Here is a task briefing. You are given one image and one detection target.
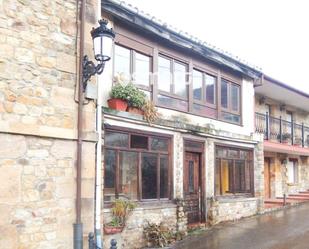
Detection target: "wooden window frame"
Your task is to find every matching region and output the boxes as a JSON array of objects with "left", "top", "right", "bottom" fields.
[
  {"left": 113, "top": 28, "right": 243, "bottom": 126},
  {"left": 104, "top": 128, "right": 173, "bottom": 203},
  {"left": 157, "top": 54, "right": 189, "bottom": 101},
  {"left": 214, "top": 145, "right": 254, "bottom": 197},
  {"left": 192, "top": 68, "right": 217, "bottom": 109},
  {"left": 113, "top": 43, "right": 153, "bottom": 92}
]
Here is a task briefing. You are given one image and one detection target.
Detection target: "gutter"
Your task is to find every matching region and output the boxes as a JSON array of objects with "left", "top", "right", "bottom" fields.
[{"left": 74, "top": 0, "right": 85, "bottom": 248}]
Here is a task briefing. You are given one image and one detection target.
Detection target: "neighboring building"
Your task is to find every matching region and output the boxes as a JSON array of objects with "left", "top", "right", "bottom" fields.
[{"left": 255, "top": 76, "right": 309, "bottom": 200}]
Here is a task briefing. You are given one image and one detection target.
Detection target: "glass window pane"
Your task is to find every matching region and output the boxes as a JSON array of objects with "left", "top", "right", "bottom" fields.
[
  {"left": 231, "top": 84, "right": 240, "bottom": 112},
  {"left": 245, "top": 161, "right": 251, "bottom": 191},
  {"left": 221, "top": 79, "right": 228, "bottom": 109},
  {"left": 119, "top": 151, "right": 138, "bottom": 200},
  {"left": 157, "top": 95, "right": 188, "bottom": 112},
  {"left": 150, "top": 137, "right": 168, "bottom": 151},
  {"left": 158, "top": 56, "right": 171, "bottom": 92},
  {"left": 216, "top": 147, "right": 227, "bottom": 158},
  {"left": 174, "top": 62, "right": 187, "bottom": 98},
  {"left": 160, "top": 155, "right": 168, "bottom": 198},
  {"left": 228, "top": 149, "right": 239, "bottom": 158},
  {"left": 130, "top": 135, "right": 148, "bottom": 149},
  {"left": 221, "top": 112, "right": 241, "bottom": 124},
  {"left": 234, "top": 160, "right": 246, "bottom": 192},
  {"left": 221, "top": 159, "right": 233, "bottom": 195},
  {"left": 134, "top": 52, "right": 150, "bottom": 87},
  {"left": 104, "top": 149, "right": 116, "bottom": 202},
  {"left": 188, "top": 160, "right": 194, "bottom": 193},
  {"left": 193, "top": 104, "right": 217, "bottom": 118},
  {"left": 205, "top": 74, "right": 216, "bottom": 104},
  {"left": 105, "top": 132, "right": 129, "bottom": 148},
  {"left": 142, "top": 153, "right": 158, "bottom": 199},
  {"left": 114, "top": 45, "right": 131, "bottom": 82},
  {"left": 215, "top": 159, "right": 221, "bottom": 195},
  {"left": 193, "top": 70, "right": 203, "bottom": 100},
  {"left": 184, "top": 140, "right": 203, "bottom": 150}
]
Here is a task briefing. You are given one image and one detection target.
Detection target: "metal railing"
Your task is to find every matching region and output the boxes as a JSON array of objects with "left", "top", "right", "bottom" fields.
[{"left": 255, "top": 112, "right": 309, "bottom": 147}]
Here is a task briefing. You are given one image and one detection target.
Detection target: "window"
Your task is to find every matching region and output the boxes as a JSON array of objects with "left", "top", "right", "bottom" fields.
[
  {"left": 192, "top": 69, "right": 217, "bottom": 118},
  {"left": 287, "top": 159, "right": 298, "bottom": 183},
  {"left": 220, "top": 79, "right": 241, "bottom": 124},
  {"left": 104, "top": 130, "right": 171, "bottom": 202},
  {"left": 157, "top": 55, "right": 188, "bottom": 99},
  {"left": 215, "top": 146, "right": 253, "bottom": 196},
  {"left": 114, "top": 44, "right": 151, "bottom": 90}
]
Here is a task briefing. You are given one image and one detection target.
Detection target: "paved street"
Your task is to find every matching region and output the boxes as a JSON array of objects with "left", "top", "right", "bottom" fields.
[{"left": 174, "top": 203, "right": 309, "bottom": 249}]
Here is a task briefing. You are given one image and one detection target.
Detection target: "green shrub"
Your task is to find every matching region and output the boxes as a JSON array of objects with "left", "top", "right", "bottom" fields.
[
  {"left": 109, "top": 83, "right": 146, "bottom": 109},
  {"left": 125, "top": 83, "right": 146, "bottom": 108}
]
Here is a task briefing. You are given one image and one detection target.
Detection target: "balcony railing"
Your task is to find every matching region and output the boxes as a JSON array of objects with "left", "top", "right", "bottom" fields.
[{"left": 255, "top": 112, "right": 309, "bottom": 148}]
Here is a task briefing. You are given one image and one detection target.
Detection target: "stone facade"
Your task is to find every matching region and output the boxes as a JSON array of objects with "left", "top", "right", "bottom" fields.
[
  {"left": 0, "top": 0, "right": 99, "bottom": 248},
  {"left": 102, "top": 113, "right": 265, "bottom": 248},
  {"left": 0, "top": 134, "right": 96, "bottom": 248},
  {"left": 103, "top": 204, "right": 177, "bottom": 249}
]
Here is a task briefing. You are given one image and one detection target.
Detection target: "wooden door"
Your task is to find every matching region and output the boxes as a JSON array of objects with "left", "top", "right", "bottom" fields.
[
  {"left": 184, "top": 152, "right": 201, "bottom": 224},
  {"left": 264, "top": 158, "right": 271, "bottom": 199}
]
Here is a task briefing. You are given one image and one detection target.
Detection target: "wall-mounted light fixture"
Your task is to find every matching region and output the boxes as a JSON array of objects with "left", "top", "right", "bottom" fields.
[{"left": 82, "top": 19, "right": 115, "bottom": 91}]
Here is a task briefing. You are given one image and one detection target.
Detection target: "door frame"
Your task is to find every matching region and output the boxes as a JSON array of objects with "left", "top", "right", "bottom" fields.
[
  {"left": 183, "top": 138, "right": 205, "bottom": 223},
  {"left": 264, "top": 157, "right": 272, "bottom": 199}
]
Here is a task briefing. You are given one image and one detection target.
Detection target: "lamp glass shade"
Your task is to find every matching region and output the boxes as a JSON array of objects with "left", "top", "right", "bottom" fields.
[{"left": 93, "top": 34, "right": 113, "bottom": 62}]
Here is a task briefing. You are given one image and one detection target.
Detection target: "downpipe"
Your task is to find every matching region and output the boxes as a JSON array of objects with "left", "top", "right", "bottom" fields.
[
  {"left": 95, "top": 0, "right": 103, "bottom": 248},
  {"left": 74, "top": 0, "right": 86, "bottom": 248}
]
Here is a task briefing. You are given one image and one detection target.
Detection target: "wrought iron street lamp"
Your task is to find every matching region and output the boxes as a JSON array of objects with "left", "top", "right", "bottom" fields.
[{"left": 82, "top": 19, "right": 115, "bottom": 91}]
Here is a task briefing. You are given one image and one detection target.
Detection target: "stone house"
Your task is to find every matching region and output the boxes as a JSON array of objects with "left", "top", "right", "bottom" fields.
[
  {"left": 0, "top": 0, "right": 308, "bottom": 249},
  {"left": 101, "top": 0, "right": 264, "bottom": 247},
  {"left": 255, "top": 76, "right": 309, "bottom": 200}
]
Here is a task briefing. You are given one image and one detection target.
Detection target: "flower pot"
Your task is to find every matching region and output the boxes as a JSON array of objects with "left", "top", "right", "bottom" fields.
[
  {"left": 104, "top": 225, "right": 124, "bottom": 235},
  {"left": 108, "top": 98, "right": 128, "bottom": 111},
  {"left": 127, "top": 106, "right": 144, "bottom": 115}
]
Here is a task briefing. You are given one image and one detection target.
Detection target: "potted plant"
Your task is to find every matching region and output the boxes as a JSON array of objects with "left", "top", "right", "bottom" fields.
[
  {"left": 281, "top": 133, "right": 291, "bottom": 143},
  {"left": 104, "top": 199, "right": 136, "bottom": 235},
  {"left": 126, "top": 84, "right": 146, "bottom": 115},
  {"left": 108, "top": 83, "right": 128, "bottom": 111}
]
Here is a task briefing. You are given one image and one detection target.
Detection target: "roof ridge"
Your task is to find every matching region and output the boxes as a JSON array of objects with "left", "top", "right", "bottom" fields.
[{"left": 107, "top": 0, "right": 262, "bottom": 71}]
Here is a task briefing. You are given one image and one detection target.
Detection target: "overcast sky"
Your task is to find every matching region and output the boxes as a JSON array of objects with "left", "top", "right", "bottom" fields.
[{"left": 123, "top": 0, "right": 309, "bottom": 93}]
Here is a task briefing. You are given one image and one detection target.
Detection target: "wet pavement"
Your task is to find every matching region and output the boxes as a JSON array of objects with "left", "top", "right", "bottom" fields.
[{"left": 174, "top": 203, "right": 309, "bottom": 249}]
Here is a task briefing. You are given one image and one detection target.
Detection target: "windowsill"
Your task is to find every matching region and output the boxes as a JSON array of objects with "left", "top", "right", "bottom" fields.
[
  {"left": 103, "top": 200, "right": 176, "bottom": 212},
  {"left": 287, "top": 183, "right": 298, "bottom": 186},
  {"left": 215, "top": 195, "right": 256, "bottom": 203}
]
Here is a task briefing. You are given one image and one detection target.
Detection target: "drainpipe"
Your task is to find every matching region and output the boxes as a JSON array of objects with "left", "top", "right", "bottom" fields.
[
  {"left": 95, "top": 0, "right": 103, "bottom": 247},
  {"left": 95, "top": 67, "right": 103, "bottom": 248},
  {"left": 74, "top": 0, "right": 85, "bottom": 248}
]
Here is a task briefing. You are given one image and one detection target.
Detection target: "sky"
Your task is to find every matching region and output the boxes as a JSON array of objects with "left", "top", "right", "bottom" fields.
[{"left": 123, "top": 0, "right": 309, "bottom": 94}]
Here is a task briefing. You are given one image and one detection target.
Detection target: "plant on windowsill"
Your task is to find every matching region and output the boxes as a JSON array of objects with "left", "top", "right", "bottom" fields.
[
  {"left": 125, "top": 83, "right": 146, "bottom": 115},
  {"left": 108, "top": 83, "right": 129, "bottom": 111},
  {"left": 143, "top": 100, "right": 160, "bottom": 124},
  {"left": 104, "top": 199, "right": 137, "bottom": 235}
]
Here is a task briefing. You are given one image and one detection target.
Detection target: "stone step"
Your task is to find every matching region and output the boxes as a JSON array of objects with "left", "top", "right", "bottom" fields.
[
  {"left": 289, "top": 194, "right": 309, "bottom": 198},
  {"left": 276, "top": 197, "right": 307, "bottom": 202}
]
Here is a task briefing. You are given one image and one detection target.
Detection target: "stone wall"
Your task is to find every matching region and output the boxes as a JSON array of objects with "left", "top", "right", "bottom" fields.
[
  {"left": 210, "top": 198, "right": 258, "bottom": 224},
  {"left": 103, "top": 204, "right": 177, "bottom": 249},
  {"left": 0, "top": 0, "right": 100, "bottom": 248},
  {"left": 0, "top": 134, "right": 95, "bottom": 248}
]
